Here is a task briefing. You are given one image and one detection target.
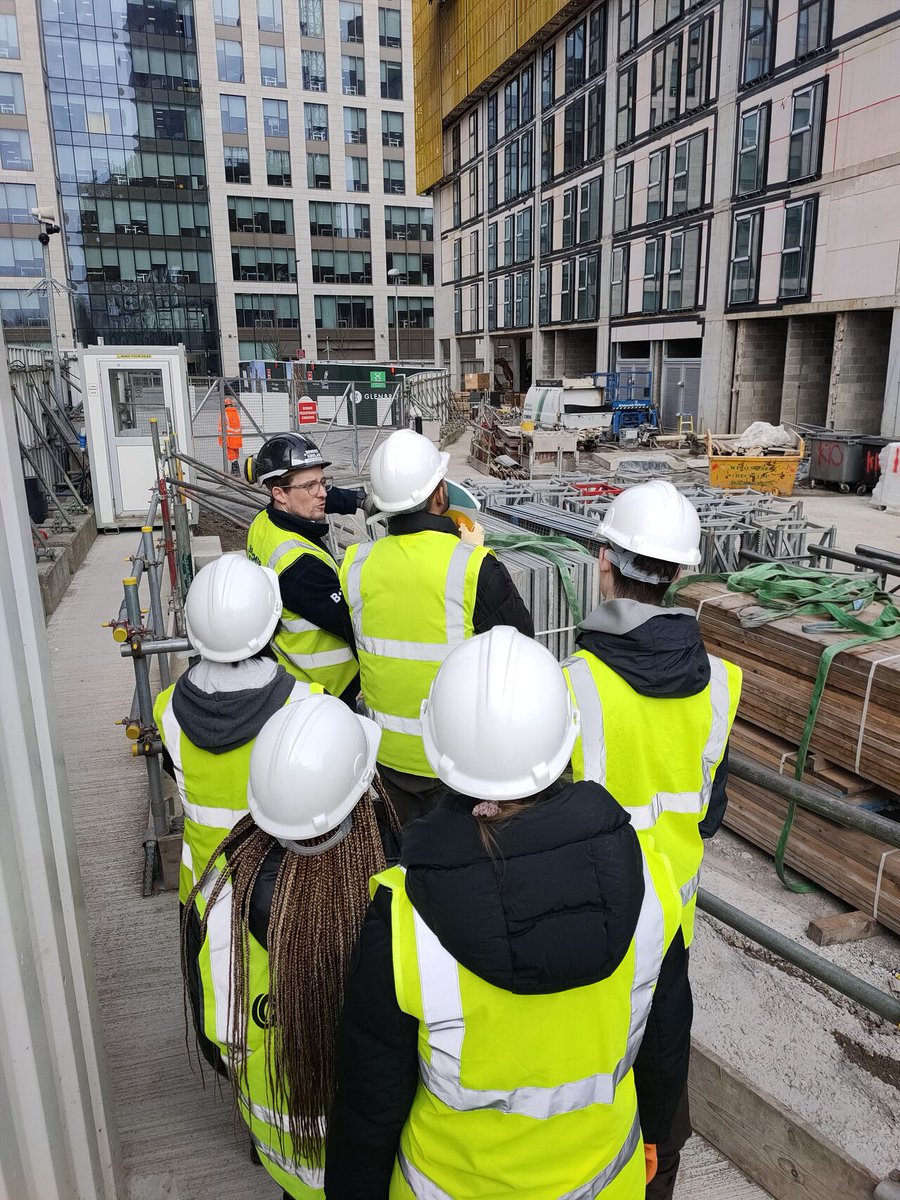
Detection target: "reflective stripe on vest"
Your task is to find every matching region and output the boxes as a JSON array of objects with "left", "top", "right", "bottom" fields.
[
  {"left": 398, "top": 1111, "right": 642, "bottom": 1200},
  {"left": 408, "top": 854, "right": 665, "bottom": 1117},
  {"left": 341, "top": 534, "right": 486, "bottom": 774},
  {"left": 250, "top": 1134, "right": 324, "bottom": 1189}
]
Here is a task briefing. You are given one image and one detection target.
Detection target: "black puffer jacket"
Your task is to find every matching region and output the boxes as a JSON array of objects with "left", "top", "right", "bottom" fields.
[{"left": 324, "top": 781, "right": 691, "bottom": 1199}]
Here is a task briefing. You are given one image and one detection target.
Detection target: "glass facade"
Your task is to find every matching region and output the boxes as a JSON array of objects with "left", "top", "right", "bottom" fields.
[{"left": 41, "top": 0, "right": 220, "bottom": 369}]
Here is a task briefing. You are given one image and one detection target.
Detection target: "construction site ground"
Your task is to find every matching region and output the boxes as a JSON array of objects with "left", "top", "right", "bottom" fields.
[{"left": 50, "top": 437, "right": 900, "bottom": 1199}]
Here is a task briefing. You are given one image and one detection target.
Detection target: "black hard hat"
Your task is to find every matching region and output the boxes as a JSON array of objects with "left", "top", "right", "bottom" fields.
[{"left": 247, "top": 434, "right": 330, "bottom": 485}]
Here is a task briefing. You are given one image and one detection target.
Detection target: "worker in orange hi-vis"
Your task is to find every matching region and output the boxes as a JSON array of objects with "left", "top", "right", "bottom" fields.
[{"left": 218, "top": 397, "right": 243, "bottom": 474}]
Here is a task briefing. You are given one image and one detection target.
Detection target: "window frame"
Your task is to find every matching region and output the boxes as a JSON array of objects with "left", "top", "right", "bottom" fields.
[
  {"left": 642, "top": 235, "right": 664, "bottom": 313},
  {"left": 613, "top": 162, "right": 632, "bottom": 234},
  {"left": 616, "top": 65, "right": 636, "bottom": 146},
  {"left": 779, "top": 196, "right": 816, "bottom": 299},
  {"left": 667, "top": 224, "right": 701, "bottom": 310},
  {"left": 735, "top": 102, "right": 769, "bottom": 196},
  {"left": 647, "top": 147, "right": 669, "bottom": 222},
  {"left": 729, "top": 208, "right": 762, "bottom": 304},
  {"left": 742, "top": 0, "right": 777, "bottom": 87},
  {"left": 796, "top": 0, "right": 830, "bottom": 58},
  {"left": 671, "top": 130, "right": 706, "bottom": 215},
  {"left": 610, "top": 244, "right": 629, "bottom": 318},
  {"left": 787, "top": 79, "right": 825, "bottom": 182}
]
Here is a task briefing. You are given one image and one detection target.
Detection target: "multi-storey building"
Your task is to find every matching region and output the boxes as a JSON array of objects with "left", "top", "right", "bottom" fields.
[
  {"left": 0, "top": 0, "right": 434, "bottom": 374},
  {"left": 416, "top": 0, "right": 900, "bottom": 437}
]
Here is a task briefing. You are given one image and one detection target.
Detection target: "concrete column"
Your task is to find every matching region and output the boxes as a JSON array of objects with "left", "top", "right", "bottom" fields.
[
  {"left": 827, "top": 310, "right": 892, "bottom": 434},
  {"left": 0, "top": 354, "right": 123, "bottom": 1198},
  {"left": 882, "top": 308, "right": 900, "bottom": 438}
]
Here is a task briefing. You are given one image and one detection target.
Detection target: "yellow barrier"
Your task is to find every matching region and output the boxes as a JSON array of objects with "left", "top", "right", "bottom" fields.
[{"left": 707, "top": 437, "right": 805, "bottom": 497}]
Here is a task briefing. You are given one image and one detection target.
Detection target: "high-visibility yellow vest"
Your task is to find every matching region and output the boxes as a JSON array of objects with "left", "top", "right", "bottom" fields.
[
  {"left": 340, "top": 531, "right": 491, "bottom": 775},
  {"left": 563, "top": 651, "right": 742, "bottom": 945},
  {"left": 191, "top": 857, "right": 325, "bottom": 1199},
  {"left": 247, "top": 508, "right": 359, "bottom": 698},
  {"left": 154, "top": 679, "right": 319, "bottom": 902},
  {"left": 373, "top": 844, "right": 682, "bottom": 1200}
]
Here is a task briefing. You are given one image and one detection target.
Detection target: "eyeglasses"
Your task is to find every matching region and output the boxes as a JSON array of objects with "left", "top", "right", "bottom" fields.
[{"left": 281, "top": 475, "right": 333, "bottom": 495}]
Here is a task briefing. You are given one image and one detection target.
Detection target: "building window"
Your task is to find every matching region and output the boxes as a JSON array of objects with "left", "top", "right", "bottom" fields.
[
  {"left": 301, "top": 49, "right": 325, "bottom": 91},
  {"left": 503, "top": 140, "right": 519, "bottom": 201},
  {"left": 314, "top": 295, "right": 374, "bottom": 328},
  {"left": 736, "top": 103, "right": 768, "bottom": 194},
  {"left": 685, "top": 16, "right": 714, "bottom": 111},
  {"left": 586, "top": 86, "right": 604, "bottom": 162},
  {"left": 452, "top": 179, "right": 461, "bottom": 226},
  {"left": 541, "top": 117, "right": 555, "bottom": 183},
  {"left": 576, "top": 253, "right": 599, "bottom": 320},
  {"left": 346, "top": 155, "right": 368, "bottom": 192},
  {"left": 452, "top": 238, "right": 462, "bottom": 282},
  {"left": 311, "top": 250, "right": 372, "bottom": 284},
  {"left": 521, "top": 65, "right": 534, "bottom": 122},
  {"left": 616, "top": 66, "right": 635, "bottom": 145},
  {"left": 266, "top": 149, "right": 291, "bottom": 186},
  {"left": 488, "top": 222, "right": 498, "bottom": 271},
  {"left": 232, "top": 245, "right": 297, "bottom": 283},
  {"left": 504, "top": 77, "right": 520, "bottom": 134},
  {"left": 579, "top": 176, "right": 601, "bottom": 243},
  {"left": 588, "top": 5, "right": 606, "bottom": 77},
  {"left": 667, "top": 226, "right": 701, "bottom": 310},
  {"left": 379, "top": 7, "right": 402, "bottom": 48},
  {"left": 539, "top": 265, "right": 551, "bottom": 324},
  {"left": 0, "top": 183, "right": 36, "bottom": 223},
  {"left": 642, "top": 237, "right": 664, "bottom": 312},
  {"left": 340, "top": 1, "right": 363, "bottom": 43},
  {"left": 487, "top": 279, "right": 497, "bottom": 331},
  {"left": 0, "top": 237, "right": 44, "bottom": 277},
  {"left": 0, "top": 13, "right": 19, "bottom": 57},
  {"left": 0, "top": 72, "right": 24, "bottom": 114},
  {"left": 654, "top": 0, "right": 682, "bottom": 30},
  {"left": 312, "top": 201, "right": 371, "bottom": 238},
  {"left": 263, "top": 99, "right": 288, "bottom": 137},
  {"left": 236, "top": 293, "right": 299, "bottom": 330},
  {"left": 503, "top": 275, "right": 514, "bottom": 327},
  {"left": 261, "top": 44, "right": 286, "bottom": 87},
  {"left": 503, "top": 215, "right": 514, "bottom": 266},
  {"left": 487, "top": 93, "right": 498, "bottom": 147},
  {"left": 647, "top": 148, "right": 668, "bottom": 222},
  {"left": 307, "top": 151, "right": 330, "bottom": 188},
  {"left": 519, "top": 130, "right": 533, "bottom": 193},
  {"left": 743, "top": 0, "right": 775, "bottom": 85},
  {"left": 380, "top": 59, "right": 402, "bottom": 100},
  {"left": 305, "top": 102, "right": 329, "bottom": 141},
  {"left": 650, "top": 37, "right": 680, "bottom": 130},
  {"left": 257, "top": 0, "right": 282, "bottom": 32},
  {"left": 541, "top": 46, "right": 555, "bottom": 109},
  {"left": 514, "top": 270, "right": 531, "bottom": 327},
  {"left": 536, "top": 199, "right": 551, "bottom": 257},
  {"left": 515, "top": 207, "right": 533, "bottom": 263},
  {"left": 343, "top": 106, "right": 366, "bottom": 144},
  {"left": 561, "top": 187, "right": 577, "bottom": 249},
  {"left": 613, "top": 163, "right": 632, "bottom": 233},
  {"left": 382, "top": 111, "right": 404, "bottom": 147},
  {"left": 228, "top": 196, "right": 293, "bottom": 234},
  {"left": 224, "top": 144, "right": 250, "bottom": 183},
  {"left": 565, "top": 20, "right": 586, "bottom": 93},
  {"left": 214, "top": 0, "right": 239, "bottom": 25},
  {"left": 487, "top": 155, "right": 498, "bottom": 209},
  {"left": 383, "top": 205, "right": 429, "bottom": 241},
  {"left": 729, "top": 209, "right": 762, "bottom": 303},
  {"left": 797, "top": 0, "right": 830, "bottom": 57},
  {"left": 216, "top": 38, "right": 243, "bottom": 83},
  {"left": 387, "top": 252, "right": 432, "bottom": 286},
  {"left": 788, "top": 80, "right": 824, "bottom": 181},
  {"left": 343, "top": 55, "right": 365, "bottom": 96},
  {"left": 299, "top": 0, "right": 323, "bottom": 37},
  {"left": 618, "top": 0, "right": 637, "bottom": 55},
  {"left": 469, "top": 166, "right": 481, "bottom": 218},
  {"left": 220, "top": 94, "right": 247, "bottom": 134},
  {"left": 0, "top": 288, "right": 47, "bottom": 334},
  {"left": 563, "top": 97, "right": 585, "bottom": 173},
  {"left": 560, "top": 260, "right": 574, "bottom": 322},
  {"left": 384, "top": 159, "right": 405, "bottom": 194},
  {"left": 454, "top": 288, "right": 463, "bottom": 335},
  {"left": 780, "top": 197, "right": 816, "bottom": 298},
  {"left": 672, "top": 131, "right": 705, "bottom": 214},
  {"left": 451, "top": 124, "right": 461, "bottom": 171},
  {"left": 610, "top": 245, "right": 628, "bottom": 317},
  {"left": 469, "top": 110, "right": 480, "bottom": 157},
  {"left": 388, "top": 296, "right": 434, "bottom": 328}
]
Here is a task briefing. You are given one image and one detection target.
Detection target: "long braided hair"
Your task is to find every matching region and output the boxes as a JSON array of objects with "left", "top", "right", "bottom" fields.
[{"left": 181, "top": 776, "right": 396, "bottom": 1165}]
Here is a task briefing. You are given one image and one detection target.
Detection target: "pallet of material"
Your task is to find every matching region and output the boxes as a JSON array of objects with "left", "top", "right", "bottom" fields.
[
  {"left": 724, "top": 775, "right": 900, "bottom": 936},
  {"left": 678, "top": 581, "right": 900, "bottom": 794},
  {"left": 729, "top": 720, "right": 880, "bottom": 801}
]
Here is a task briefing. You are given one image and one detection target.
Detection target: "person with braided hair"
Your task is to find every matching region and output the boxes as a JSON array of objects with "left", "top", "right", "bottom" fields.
[{"left": 181, "top": 693, "right": 398, "bottom": 1199}]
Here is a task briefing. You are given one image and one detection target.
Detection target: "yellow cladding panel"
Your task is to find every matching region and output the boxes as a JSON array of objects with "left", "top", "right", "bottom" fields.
[{"left": 413, "top": 0, "right": 571, "bottom": 193}]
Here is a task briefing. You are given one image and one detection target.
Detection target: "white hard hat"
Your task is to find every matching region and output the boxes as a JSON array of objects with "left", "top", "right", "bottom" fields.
[
  {"left": 598, "top": 479, "right": 702, "bottom": 567},
  {"left": 420, "top": 627, "right": 580, "bottom": 803},
  {"left": 184, "top": 554, "right": 282, "bottom": 662},
  {"left": 247, "top": 694, "right": 380, "bottom": 844},
  {"left": 369, "top": 428, "right": 450, "bottom": 514}
]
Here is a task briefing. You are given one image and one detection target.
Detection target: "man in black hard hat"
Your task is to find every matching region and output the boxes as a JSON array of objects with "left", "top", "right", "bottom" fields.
[{"left": 246, "top": 433, "right": 366, "bottom": 706}]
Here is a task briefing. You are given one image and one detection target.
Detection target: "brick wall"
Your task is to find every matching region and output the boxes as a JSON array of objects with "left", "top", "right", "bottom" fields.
[
  {"left": 828, "top": 311, "right": 893, "bottom": 433},
  {"left": 732, "top": 318, "right": 788, "bottom": 429},
  {"left": 780, "top": 315, "right": 835, "bottom": 427}
]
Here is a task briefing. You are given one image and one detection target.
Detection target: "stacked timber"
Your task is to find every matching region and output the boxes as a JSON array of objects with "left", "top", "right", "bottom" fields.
[{"left": 679, "top": 580, "right": 900, "bottom": 934}]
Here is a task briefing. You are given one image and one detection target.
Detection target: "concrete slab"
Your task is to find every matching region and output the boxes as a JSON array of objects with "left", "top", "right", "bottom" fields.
[
  {"left": 44, "top": 507, "right": 97, "bottom": 577},
  {"left": 191, "top": 534, "right": 223, "bottom": 571}
]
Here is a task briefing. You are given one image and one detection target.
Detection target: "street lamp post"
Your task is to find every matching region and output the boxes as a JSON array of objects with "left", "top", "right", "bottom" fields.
[
  {"left": 387, "top": 267, "right": 402, "bottom": 364},
  {"left": 31, "top": 207, "right": 64, "bottom": 415}
]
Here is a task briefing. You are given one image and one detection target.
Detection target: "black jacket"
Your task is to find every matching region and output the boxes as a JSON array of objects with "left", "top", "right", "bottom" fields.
[
  {"left": 385, "top": 510, "right": 534, "bottom": 637},
  {"left": 575, "top": 598, "right": 731, "bottom": 838},
  {"left": 324, "top": 782, "right": 691, "bottom": 1198},
  {"left": 265, "top": 486, "right": 362, "bottom": 704}
]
